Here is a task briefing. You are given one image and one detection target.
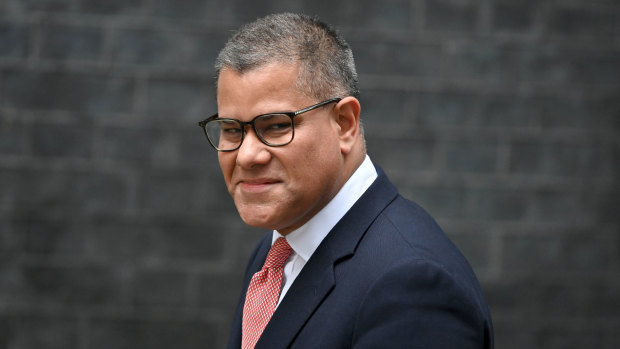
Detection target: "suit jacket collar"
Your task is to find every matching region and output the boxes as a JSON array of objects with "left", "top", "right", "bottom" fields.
[{"left": 255, "top": 167, "right": 398, "bottom": 348}]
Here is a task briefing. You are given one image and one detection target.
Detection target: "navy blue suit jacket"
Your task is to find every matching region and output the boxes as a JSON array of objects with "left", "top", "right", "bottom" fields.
[{"left": 227, "top": 168, "right": 494, "bottom": 348}]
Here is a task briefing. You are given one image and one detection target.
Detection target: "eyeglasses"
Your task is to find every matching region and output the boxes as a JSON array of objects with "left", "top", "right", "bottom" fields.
[{"left": 198, "top": 98, "right": 341, "bottom": 152}]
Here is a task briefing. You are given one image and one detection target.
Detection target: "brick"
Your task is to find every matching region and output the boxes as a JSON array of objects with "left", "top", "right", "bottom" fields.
[
  {"left": 5, "top": 0, "right": 76, "bottom": 13},
  {"left": 139, "top": 172, "right": 203, "bottom": 213},
  {"left": 78, "top": 0, "right": 143, "bottom": 15},
  {"left": 0, "top": 120, "right": 27, "bottom": 155},
  {"left": 151, "top": 128, "right": 222, "bottom": 171},
  {"left": 407, "top": 185, "right": 469, "bottom": 220},
  {"left": 0, "top": 170, "right": 18, "bottom": 208},
  {"left": 40, "top": 24, "right": 103, "bottom": 61},
  {"left": 87, "top": 317, "right": 217, "bottom": 349},
  {"left": 31, "top": 122, "right": 92, "bottom": 158},
  {"left": 536, "top": 279, "right": 585, "bottom": 317},
  {"left": 480, "top": 95, "right": 535, "bottom": 127},
  {"left": 298, "top": 0, "right": 346, "bottom": 25},
  {"left": 351, "top": 42, "right": 443, "bottom": 77},
  {"left": 492, "top": 318, "right": 534, "bottom": 349},
  {"left": 612, "top": 143, "right": 620, "bottom": 177},
  {"left": 534, "top": 324, "right": 616, "bottom": 349},
  {"left": 424, "top": 0, "right": 478, "bottom": 32},
  {"left": 194, "top": 174, "right": 236, "bottom": 212},
  {"left": 70, "top": 172, "right": 129, "bottom": 211},
  {"left": 155, "top": 220, "right": 227, "bottom": 261},
  {"left": 151, "top": 0, "right": 209, "bottom": 20},
  {"left": 549, "top": 5, "right": 616, "bottom": 37},
  {"left": 492, "top": 0, "right": 537, "bottom": 33},
  {"left": 0, "top": 219, "right": 13, "bottom": 252},
  {"left": 0, "top": 22, "right": 28, "bottom": 58},
  {"left": 569, "top": 51, "right": 620, "bottom": 85},
  {"left": 367, "top": 137, "right": 436, "bottom": 172},
  {"left": 0, "top": 315, "right": 79, "bottom": 349},
  {"left": 100, "top": 126, "right": 156, "bottom": 162},
  {"left": 178, "top": 127, "right": 221, "bottom": 167},
  {"left": 133, "top": 270, "right": 189, "bottom": 308},
  {"left": 11, "top": 169, "right": 128, "bottom": 211},
  {"left": 586, "top": 94, "right": 620, "bottom": 130},
  {"left": 482, "top": 276, "right": 538, "bottom": 318},
  {"left": 503, "top": 231, "right": 614, "bottom": 272},
  {"left": 444, "top": 140, "right": 498, "bottom": 173},
  {"left": 536, "top": 96, "right": 589, "bottom": 129},
  {"left": 449, "top": 233, "right": 491, "bottom": 272},
  {"left": 346, "top": 0, "right": 413, "bottom": 31},
  {"left": 92, "top": 218, "right": 226, "bottom": 263},
  {"left": 481, "top": 94, "right": 595, "bottom": 129},
  {"left": 111, "top": 28, "right": 227, "bottom": 69},
  {"left": 360, "top": 89, "right": 411, "bottom": 127},
  {"left": 508, "top": 141, "right": 540, "bottom": 174},
  {"left": 361, "top": 89, "right": 416, "bottom": 134},
  {"left": 529, "top": 189, "right": 591, "bottom": 223},
  {"left": 510, "top": 140, "right": 610, "bottom": 178},
  {"left": 581, "top": 279, "right": 620, "bottom": 318},
  {"left": 540, "top": 278, "right": 620, "bottom": 319},
  {"left": 518, "top": 48, "right": 620, "bottom": 85},
  {"left": 146, "top": 77, "right": 214, "bottom": 122},
  {"left": 201, "top": 0, "right": 301, "bottom": 23},
  {"left": 417, "top": 92, "right": 478, "bottom": 127},
  {"left": 471, "top": 189, "right": 528, "bottom": 221},
  {"left": 3, "top": 70, "right": 135, "bottom": 113},
  {"left": 199, "top": 271, "right": 244, "bottom": 309},
  {"left": 11, "top": 216, "right": 87, "bottom": 255},
  {"left": 442, "top": 44, "right": 517, "bottom": 82},
  {"left": 11, "top": 169, "right": 71, "bottom": 208},
  {"left": 593, "top": 189, "right": 620, "bottom": 224},
  {"left": 515, "top": 48, "right": 568, "bottom": 84},
  {"left": 2, "top": 263, "right": 126, "bottom": 306},
  {"left": 149, "top": 130, "right": 183, "bottom": 166},
  {"left": 90, "top": 220, "right": 160, "bottom": 262}
]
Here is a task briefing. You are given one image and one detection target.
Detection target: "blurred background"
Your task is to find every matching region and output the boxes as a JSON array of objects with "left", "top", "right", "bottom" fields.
[{"left": 0, "top": 0, "right": 618, "bottom": 348}]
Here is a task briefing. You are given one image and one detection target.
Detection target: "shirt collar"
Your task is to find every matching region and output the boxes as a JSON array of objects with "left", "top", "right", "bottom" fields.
[{"left": 272, "top": 155, "right": 378, "bottom": 261}]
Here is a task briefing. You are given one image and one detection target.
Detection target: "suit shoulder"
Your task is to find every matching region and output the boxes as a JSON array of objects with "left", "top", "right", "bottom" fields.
[{"left": 362, "top": 194, "right": 483, "bottom": 298}]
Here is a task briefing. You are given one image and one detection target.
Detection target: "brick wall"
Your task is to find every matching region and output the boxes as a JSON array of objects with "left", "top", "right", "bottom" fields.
[{"left": 1, "top": 0, "right": 618, "bottom": 348}]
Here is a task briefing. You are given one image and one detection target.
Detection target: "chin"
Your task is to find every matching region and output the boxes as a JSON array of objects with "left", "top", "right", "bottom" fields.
[{"left": 237, "top": 208, "right": 277, "bottom": 230}]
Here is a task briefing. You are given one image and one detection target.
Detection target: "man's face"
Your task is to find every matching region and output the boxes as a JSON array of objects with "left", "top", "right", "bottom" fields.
[{"left": 216, "top": 63, "right": 346, "bottom": 235}]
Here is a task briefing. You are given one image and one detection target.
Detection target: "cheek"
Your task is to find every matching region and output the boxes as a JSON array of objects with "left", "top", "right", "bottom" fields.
[{"left": 292, "top": 135, "right": 341, "bottom": 185}]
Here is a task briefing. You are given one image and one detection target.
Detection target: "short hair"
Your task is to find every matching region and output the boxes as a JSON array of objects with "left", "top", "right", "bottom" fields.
[{"left": 215, "top": 13, "right": 359, "bottom": 100}]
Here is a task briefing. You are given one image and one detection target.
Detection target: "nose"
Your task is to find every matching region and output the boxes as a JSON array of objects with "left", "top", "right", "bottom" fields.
[{"left": 235, "top": 127, "right": 272, "bottom": 169}]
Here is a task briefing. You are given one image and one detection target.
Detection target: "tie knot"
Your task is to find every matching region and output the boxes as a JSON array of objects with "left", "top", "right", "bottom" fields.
[{"left": 263, "top": 238, "right": 292, "bottom": 269}]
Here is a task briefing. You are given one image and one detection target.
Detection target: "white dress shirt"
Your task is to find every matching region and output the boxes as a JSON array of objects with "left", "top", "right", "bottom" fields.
[{"left": 272, "top": 155, "right": 378, "bottom": 306}]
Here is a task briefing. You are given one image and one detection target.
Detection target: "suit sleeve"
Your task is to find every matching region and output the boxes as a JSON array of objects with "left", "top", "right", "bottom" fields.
[{"left": 352, "top": 257, "right": 489, "bottom": 349}]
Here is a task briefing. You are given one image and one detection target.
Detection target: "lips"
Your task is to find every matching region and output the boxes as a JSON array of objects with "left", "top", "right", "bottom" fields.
[{"left": 238, "top": 178, "right": 280, "bottom": 193}]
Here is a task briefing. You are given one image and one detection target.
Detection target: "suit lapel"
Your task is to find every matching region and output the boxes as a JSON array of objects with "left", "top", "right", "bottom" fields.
[{"left": 256, "top": 168, "right": 398, "bottom": 348}]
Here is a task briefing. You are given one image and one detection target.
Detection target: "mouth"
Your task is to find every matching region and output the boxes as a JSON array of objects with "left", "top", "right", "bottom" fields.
[{"left": 238, "top": 178, "right": 280, "bottom": 193}]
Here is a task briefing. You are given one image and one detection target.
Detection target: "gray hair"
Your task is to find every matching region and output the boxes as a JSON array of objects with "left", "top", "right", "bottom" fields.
[{"left": 215, "top": 13, "right": 359, "bottom": 100}]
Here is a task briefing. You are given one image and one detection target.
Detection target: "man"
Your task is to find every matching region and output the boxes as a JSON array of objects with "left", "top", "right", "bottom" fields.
[{"left": 199, "top": 13, "right": 493, "bottom": 349}]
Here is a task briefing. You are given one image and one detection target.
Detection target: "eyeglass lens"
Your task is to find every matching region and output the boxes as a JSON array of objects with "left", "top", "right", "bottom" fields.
[{"left": 205, "top": 114, "right": 293, "bottom": 150}]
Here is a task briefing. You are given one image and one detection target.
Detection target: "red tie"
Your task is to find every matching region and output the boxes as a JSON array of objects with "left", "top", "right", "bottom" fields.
[{"left": 242, "top": 238, "right": 293, "bottom": 349}]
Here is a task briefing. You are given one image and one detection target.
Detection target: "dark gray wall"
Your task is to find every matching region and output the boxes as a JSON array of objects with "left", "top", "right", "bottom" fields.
[{"left": 1, "top": 0, "right": 619, "bottom": 348}]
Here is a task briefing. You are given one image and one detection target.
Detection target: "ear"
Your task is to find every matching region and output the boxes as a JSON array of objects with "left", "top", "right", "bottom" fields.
[{"left": 333, "top": 97, "right": 361, "bottom": 154}]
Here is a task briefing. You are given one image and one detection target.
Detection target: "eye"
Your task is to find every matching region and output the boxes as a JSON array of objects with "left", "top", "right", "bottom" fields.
[
  {"left": 265, "top": 122, "right": 292, "bottom": 131},
  {"left": 217, "top": 120, "right": 243, "bottom": 140},
  {"left": 257, "top": 114, "right": 292, "bottom": 135},
  {"left": 221, "top": 121, "right": 242, "bottom": 133}
]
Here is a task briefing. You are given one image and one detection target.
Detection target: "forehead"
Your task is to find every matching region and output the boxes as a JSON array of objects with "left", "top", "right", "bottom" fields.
[
  {"left": 216, "top": 63, "right": 312, "bottom": 118},
  {"left": 217, "top": 63, "right": 301, "bottom": 101}
]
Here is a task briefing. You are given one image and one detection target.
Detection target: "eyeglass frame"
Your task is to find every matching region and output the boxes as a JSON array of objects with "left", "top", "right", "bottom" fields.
[{"left": 198, "top": 97, "right": 342, "bottom": 152}]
